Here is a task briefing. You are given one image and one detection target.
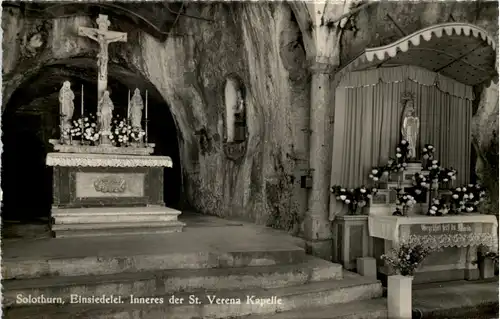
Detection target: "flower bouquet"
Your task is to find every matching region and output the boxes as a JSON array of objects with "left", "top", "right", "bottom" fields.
[
  {"left": 381, "top": 242, "right": 433, "bottom": 276},
  {"left": 368, "top": 166, "right": 390, "bottom": 187},
  {"left": 69, "top": 119, "right": 83, "bottom": 144},
  {"left": 330, "top": 185, "right": 378, "bottom": 215},
  {"left": 77, "top": 114, "right": 100, "bottom": 145},
  {"left": 129, "top": 127, "right": 146, "bottom": 147},
  {"left": 110, "top": 118, "right": 132, "bottom": 147},
  {"left": 394, "top": 190, "right": 417, "bottom": 216},
  {"left": 412, "top": 173, "right": 430, "bottom": 199},
  {"left": 450, "top": 184, "right": 486, "bottom": 213},
  {"left": 421, "top": 144, "right": 435, "bottom": 169},
  {"left": 427, "top": 196, "right": 450, "bottom": 216},
  {"left": 61, "top": 126, "right": 72, "bottom": 144},
  {"left": 427, "top": 160, "right": 441, "bottom": 188},
  {"left": 438, "top": 167, "right": 457, "bottom": 189}
]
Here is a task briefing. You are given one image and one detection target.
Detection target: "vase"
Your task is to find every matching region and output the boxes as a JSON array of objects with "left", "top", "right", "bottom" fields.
[
  {"left": 387, "top": 275, "right": 413, "bottom": 319},
  {"left": 479, "top": 256, "right": 495, "bottom": 279},
  {"left": 402, "top": 206, "right": 409, "bottom": 216}
]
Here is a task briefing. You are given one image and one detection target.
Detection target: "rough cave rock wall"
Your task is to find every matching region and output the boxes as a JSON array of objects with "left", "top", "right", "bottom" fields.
[
  {"left": 1, "top": 3, "right": 310, "bottom": 228},
  {"left": 2, "top": 2, "right": 498, "bottom": 226}
]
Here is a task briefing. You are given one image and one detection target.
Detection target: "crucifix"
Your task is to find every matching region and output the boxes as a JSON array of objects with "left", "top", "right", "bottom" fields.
[{"left": 78, "top": 15, "right": 127, "bottom": 101}]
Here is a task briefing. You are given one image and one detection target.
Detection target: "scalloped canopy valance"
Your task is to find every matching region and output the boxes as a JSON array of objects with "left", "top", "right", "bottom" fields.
[{"left": 336, "top": 23, "right": 498, "bottom": 88}]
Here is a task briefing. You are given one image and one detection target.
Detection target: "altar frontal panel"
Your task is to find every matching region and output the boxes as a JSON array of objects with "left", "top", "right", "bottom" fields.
[
  {"left": 52, "top": 166, "right": 164, "bottom": 208},
  {"left": 75, "top": 172, "right": 145, "bottom": 198}
]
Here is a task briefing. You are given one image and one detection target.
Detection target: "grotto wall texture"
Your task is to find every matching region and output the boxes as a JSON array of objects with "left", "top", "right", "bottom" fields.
[
  {"left": 2, "top": 1, "right": 498, "bottom": 236},
  {"left": 1, "top": 3, "right": 310, "bottom": 232}
]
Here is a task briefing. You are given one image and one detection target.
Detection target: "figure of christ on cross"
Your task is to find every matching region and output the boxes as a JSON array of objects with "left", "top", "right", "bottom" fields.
[{"left": 78, "top": 15, "right": 127, "bottom": 102}]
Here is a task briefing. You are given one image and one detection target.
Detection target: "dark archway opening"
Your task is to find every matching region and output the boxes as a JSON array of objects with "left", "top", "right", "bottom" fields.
[{"left": 1, "top": 58, "right": 182, "bottom": 225}]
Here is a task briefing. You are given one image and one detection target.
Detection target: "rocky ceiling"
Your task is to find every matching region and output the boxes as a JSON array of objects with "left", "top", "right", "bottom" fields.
[{"left": 2, "top": 1, "right": 190, "bottom": 41}]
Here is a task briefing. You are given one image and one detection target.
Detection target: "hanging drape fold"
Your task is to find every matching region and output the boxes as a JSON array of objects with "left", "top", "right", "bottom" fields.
[
  {"left": 329, "top": 65, "right": 472, "bottom": 220},
  {"left": 337, "top": 65, "right": 474, "bottom": 101}
]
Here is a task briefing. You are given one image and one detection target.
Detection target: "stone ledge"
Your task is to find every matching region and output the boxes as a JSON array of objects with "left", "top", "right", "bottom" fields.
[
  {"left": 49, "top": 139, "right": 156, "bottom": 156},
  {"left": 46, "top": 152, "right": 173, "bottom": 167}
]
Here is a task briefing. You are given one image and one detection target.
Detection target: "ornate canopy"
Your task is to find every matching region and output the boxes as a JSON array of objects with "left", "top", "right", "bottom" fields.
[{"left": 336, "top": 23, "right": 498, "bottom": 87}]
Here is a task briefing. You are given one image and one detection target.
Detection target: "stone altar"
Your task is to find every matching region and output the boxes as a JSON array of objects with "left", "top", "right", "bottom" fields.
[
  {"left": 46, "top": 152, "right": 185, "bottom": 238},
  {"left": 46, "top": 14, "right": 184, "bottom": 238}
]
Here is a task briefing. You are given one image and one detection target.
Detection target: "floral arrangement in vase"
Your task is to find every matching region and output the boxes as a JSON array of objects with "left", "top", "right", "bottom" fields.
[
  {"left": 474, "top": 245, "right": 499, "bottom": 265},
  {"left": 68, "top": 118, "right": 83, "bottom": 142},
  {"left": 427, "top": 159, "right": 441, "bottom": 184},
  {"left": 110, "top": 117, "right": 132, "bottom": 147},
  {"left": 427, "top": 197, "right": 450, "bottom": 216},
  {"left": 61, "top": 126, "right": 72, "bottom": 143},
  {"left": 421, "top": 144, "right": 435, "bottom": 169},
  {"left": 78, "top": 114, "right": 100, "bottom": 145},
  {"left": 381, "top": 242, "right": 433, "bottom": 276},
  {"left": 393, "top": 190, "right": 417, "bottom": 216},
  {"left": 129, "top": 127, "right": 146, "bottom": 146},
  {"left": 450, "top": 184, "right": 486, "bottom": 213},
  {"left": 330, "top": 186, "right": 378, "bottom": 215},
  {"left": 412, "top": 173, "right": 430, "bottom": 195}
]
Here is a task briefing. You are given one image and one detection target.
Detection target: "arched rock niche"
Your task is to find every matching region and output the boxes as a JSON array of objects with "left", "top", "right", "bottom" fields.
[{"left": 223, "top": 74, "right": 248, "bottom": 161}]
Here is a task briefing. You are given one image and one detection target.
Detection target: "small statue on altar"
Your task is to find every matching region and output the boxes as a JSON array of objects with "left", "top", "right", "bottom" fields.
[
  {"left": 97, "top": 90, "right": 114, "bottom": 133},
  {"left": 129, "top": 88, "right": 144, "bottom": 129},
  {"left": 401, "top": 93, "right": 420, "bottom": 160},
  {"left": 59, "top": 81, "right": 75, "bottom": 132}
]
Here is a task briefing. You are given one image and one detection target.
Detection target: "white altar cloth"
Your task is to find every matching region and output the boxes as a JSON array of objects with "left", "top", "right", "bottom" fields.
[{"left": 368, "top": 214, "right": 498, "bottom": 250}]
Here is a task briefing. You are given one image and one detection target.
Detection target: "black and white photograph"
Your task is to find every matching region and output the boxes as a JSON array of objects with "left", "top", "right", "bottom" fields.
[{"left": 1, "top": 1, "right": 499, "bottom": 318}]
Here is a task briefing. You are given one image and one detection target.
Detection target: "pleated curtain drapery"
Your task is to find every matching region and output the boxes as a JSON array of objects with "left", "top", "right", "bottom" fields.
[{"left": 329, "top": 65, "right": 473, "bottom": 219}]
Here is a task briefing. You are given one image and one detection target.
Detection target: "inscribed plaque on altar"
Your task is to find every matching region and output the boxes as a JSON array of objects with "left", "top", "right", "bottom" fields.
[
  {"left": 410, "top": 223, "right": 474, "bottom": 235},
  {"left": 75, "top": 172, "right": 145, "bottom": 198}
]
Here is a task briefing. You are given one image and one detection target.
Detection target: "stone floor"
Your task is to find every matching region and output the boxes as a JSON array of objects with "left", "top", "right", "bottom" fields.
[
  {"left": 2, "top": 212, "right": 304, "bottom": 262},
  {"left": 2, "top": 212, "right": 498, "bottom": 319},
  {"left": 412, "top": 279, "right": 499, "bottom": 319}
]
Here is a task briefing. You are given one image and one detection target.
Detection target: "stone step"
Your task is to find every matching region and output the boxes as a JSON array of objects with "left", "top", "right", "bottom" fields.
[
  {"left": 242, "top": 298, "right": 387, "bottom": 319},
  {"left": 3, "top": 256, "right": 343, "bottom": 307},
  {"left": 3, "top": 247, "right": 307, "bottom": 279},
  {"left": 4, "top": 273, "right": 383, "bottom": 319},
  {"left": 52, "top": 206, "right": 182, "bottom": 224},
  {"left": 52, "top": 221, "right": 186, "bottom": 238}
]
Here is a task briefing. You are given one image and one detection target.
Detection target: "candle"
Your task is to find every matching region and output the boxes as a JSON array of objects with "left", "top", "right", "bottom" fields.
[
  {"left": 145, "top": 90, "right": 148, "bottom": 144},
  {"left": 127, "top": 90, "right": 131, "bottom": 121},
  {"left": 81, "top": 85, "right": 84, "bottom": 116}
]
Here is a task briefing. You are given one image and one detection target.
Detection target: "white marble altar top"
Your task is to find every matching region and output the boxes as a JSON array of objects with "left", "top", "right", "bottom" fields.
[
  {"left": 46, "top": 153, "right": 173, "bottom": 168},
  {"left": 369, "top": 214, "right": 498, "bottom": 249}
]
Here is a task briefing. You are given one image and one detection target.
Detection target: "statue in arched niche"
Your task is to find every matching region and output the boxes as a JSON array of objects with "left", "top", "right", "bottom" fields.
[
  {"left": 401, "top": 92, "right": 420, "bottom": 160},
  {"left": 224, "top": 76, "right": 246, "bottom": 143}
]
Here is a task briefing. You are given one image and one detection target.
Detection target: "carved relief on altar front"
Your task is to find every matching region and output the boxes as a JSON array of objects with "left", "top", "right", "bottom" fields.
[
  {"left": 93, "top": 175, "right": 127, "bottom": 193},
  {"left": 75, "top": 172, "right": 144, "bottom": 198},
  {"left": 222, "top": 74, "right": 248, "bottom": 161}
]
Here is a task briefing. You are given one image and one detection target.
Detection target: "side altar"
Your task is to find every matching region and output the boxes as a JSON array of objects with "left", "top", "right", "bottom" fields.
[
  {"left": 331, "top": 91, "right": 498, "bottom": 283},
  {"left": 45, "top": 15, "right": 185, "bottom": 238}
]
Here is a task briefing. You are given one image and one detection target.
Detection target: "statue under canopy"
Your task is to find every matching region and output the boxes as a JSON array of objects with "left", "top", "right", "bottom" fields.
[
  {"left": 401, "top": 93, "right": 420, "bottom": 160},
  {"left": 59, "top": 81, "right": 75, "bottom": 131},
  {"left": 129, "top": 88, "right": 144, "bottom": 129}
]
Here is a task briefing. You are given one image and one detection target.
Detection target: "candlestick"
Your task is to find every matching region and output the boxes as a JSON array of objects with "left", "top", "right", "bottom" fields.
[
  {"left": 127, "top": 90, "right": 131, "bottom": 122},
  {"left": 81, "top": 85, "right": 84, "bottom": 116},
  {"left": 145, "top": 90, "right": 148, "bottom": 144}
]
